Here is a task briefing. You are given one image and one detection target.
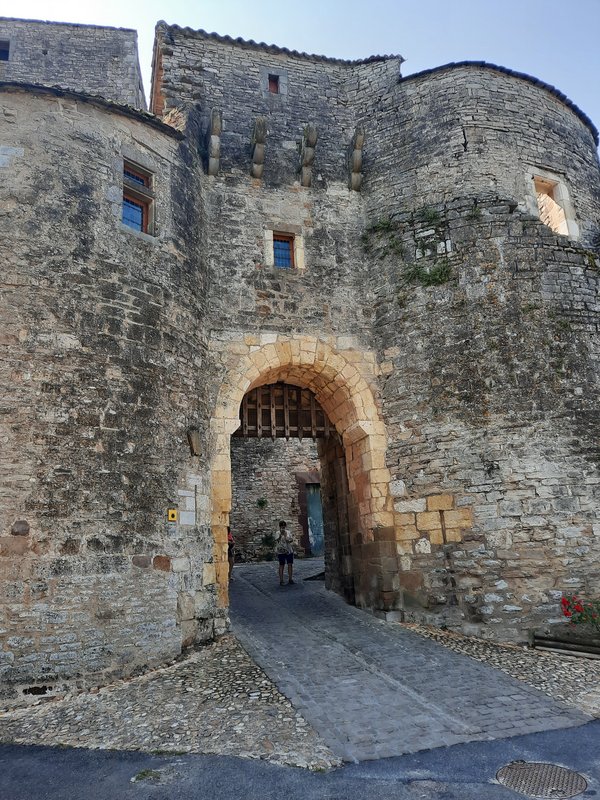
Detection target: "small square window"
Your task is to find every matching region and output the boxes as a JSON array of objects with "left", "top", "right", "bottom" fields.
[
  {"left": 268, "top": 74, "right": 280, "bottom": 94},
  {"left": 0, "top": 41, "right": 9, "bottom": 62},
  {"left": 273, "top": 234, "right": 294, "bottom": 268},
  {"left": 122, "top": 160, "right": 154, "bottom": 235}
]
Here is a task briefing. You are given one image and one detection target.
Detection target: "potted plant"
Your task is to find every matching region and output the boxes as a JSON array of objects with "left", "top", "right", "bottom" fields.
[{"left": 531, "top": 594, "right": 600, "bottom": 655}]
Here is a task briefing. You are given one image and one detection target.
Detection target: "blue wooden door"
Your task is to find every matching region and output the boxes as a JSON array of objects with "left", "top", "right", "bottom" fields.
[{"left": 306, "top": 483, "right": 324, "bottom": 556}]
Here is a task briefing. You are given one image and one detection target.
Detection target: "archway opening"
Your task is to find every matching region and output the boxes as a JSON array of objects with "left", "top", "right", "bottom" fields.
[
  {"left": 209, "top": 338, "right": 401, "bottom": 616},
  {"left": 229, "top": 382, "right": 355, "bottom": 601}
]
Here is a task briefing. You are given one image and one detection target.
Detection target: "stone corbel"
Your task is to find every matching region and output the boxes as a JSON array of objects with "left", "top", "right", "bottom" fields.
[
  {"left": 300, "top": 124, "right": 318, "bottom": 187},
  {"left": 207, "top": 109, "right": 222, "bottom": 176},
  {"left": 349, "top": 126, "right": 365, "bottom": 191},
  {"left": 342, "top": 420, "right": 378, "bottom": 445},
  {"left": 251, "top": 117, "right": 267, "bottom": 179}
]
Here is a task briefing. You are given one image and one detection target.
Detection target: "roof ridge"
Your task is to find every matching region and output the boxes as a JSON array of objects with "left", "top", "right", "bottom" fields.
[
  {"left": 0, "top": 81, "right": 183, "bottom": 138},
  {"left": 0, "top": 16, "right": 137, "bottom": 33},
  {"left": 156, "top": 21, "right": 404, "bottom": 66}
]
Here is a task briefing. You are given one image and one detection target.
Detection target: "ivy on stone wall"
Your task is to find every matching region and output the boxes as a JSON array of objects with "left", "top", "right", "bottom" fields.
[{"left": 362, "top": 206, "right": 454, "bottom": 290}]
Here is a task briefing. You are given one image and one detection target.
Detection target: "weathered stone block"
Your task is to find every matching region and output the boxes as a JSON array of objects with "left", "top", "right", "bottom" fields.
[
  {"left": 10, "top": 520, "right": 30, "bottom": 536},
  {"left": 395, "top": 498, "right": 427, "bottom": 513},
  {"left": 0, "top": 537, "right": 29, "bottom": 556},
  {"left": 177, "top": 592, "right": 195, "bottom": 621},
  {"left": 396, "top": 525, "right": 419, "bottom": 541},
  {"left": 429, "top": 529, "right": 445, "bottom": 546},
  {"left": 153, "top": 556, "right": 171, "bottom": 572},
  {"left": 416, "top": 512, "right": 442, "bottom": 531},
  {"left": 203, "top": 563, "right": 216, "bottom": 585},
  {"left": 444, "top": 509, "right": 473, "bottom": 529},
  {"left": 426, "top": 495, "right": 454, "bottom": 512}
]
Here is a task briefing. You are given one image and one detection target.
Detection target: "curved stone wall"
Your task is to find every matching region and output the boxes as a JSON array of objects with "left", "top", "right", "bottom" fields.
[
  {"left": 0, "top": 87, "right": 218, "bottom": 704},
  {"left": 364, "top": 64, "right": 600, "bottom": 245},
  {"left": 359, "top": 62, "right": 600, "bottom": 636}
]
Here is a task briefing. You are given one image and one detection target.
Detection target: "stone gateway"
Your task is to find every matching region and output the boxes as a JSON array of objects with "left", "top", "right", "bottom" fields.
[{"left": 0, "top": 16, "right": 599, "bottom": 705}]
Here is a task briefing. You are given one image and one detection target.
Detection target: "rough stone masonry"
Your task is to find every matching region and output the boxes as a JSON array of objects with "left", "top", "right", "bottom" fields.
[{"left": 0, "top": 15, "right": 599, "bottom": 705}]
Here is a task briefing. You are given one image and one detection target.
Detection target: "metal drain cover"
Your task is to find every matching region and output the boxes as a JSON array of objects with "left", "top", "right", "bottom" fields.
[{"left": 496, "top": 761, "right": 587, "bottom": 799}]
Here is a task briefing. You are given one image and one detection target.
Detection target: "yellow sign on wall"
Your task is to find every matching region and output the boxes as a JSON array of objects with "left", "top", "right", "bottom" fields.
[{"left": 167, "top": 509, "right": 178, "bottom": 522}]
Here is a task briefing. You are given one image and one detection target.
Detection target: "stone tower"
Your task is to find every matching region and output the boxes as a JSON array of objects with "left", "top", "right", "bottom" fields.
[{"left": 0, "top": 16, "right": 599, "bottom": 705}]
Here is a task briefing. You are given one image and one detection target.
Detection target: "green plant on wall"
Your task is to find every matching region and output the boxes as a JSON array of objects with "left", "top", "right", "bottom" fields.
[
  {"left": 261, "top": 532, "right": 275, "bottom": 548},
  {"left": 256, "top": 497, "right": 268, "bottom": 509},
  {"left": 466, "top": 202, "right": 482, "bottom": 221},
  {"left": 403, "top": 258, "right": 451, "bottom": 287},
  {"left": 361, "top": 208, "right": 452, "bottom": 290},
  {"left": 368, "top": 216, "right": 394, "bottom": 234},
  {"left": 417, "top": 206, "right": 441, "bottom": 226}
]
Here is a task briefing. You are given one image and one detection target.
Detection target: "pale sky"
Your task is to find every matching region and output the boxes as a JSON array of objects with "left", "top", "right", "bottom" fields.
[{"left": 1, "top": 0, "right": 599, "bottom": 138}]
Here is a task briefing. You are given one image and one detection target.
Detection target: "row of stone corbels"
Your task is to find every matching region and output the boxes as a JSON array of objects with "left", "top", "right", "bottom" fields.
[
  {"left": 349, "top": 126, "right": 365, "bottom": 191},
  {"left": 207, "top": 109, "right": 364, "bottom": 189},
  {"left": 253, "top": 118, "right": 319, "bottom": 185}
]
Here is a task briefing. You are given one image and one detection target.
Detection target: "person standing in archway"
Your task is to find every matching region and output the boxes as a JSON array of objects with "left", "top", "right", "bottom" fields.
[{"left": 275, "top": 520, "right": 294, "bottom": 586}]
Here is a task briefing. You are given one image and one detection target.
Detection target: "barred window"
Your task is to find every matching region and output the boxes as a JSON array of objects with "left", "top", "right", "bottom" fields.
[{"left": 273, "top": 234, "right": 294, "bottom": 268}]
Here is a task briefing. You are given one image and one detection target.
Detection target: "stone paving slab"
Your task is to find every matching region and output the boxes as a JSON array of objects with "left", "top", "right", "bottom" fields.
[{"left": 230, "top": 560, "right": 591, "bottom": 762}]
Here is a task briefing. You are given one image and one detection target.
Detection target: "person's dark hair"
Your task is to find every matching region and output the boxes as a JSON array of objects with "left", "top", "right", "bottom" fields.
[{"left": 279, "top": 520, "right": 286, "bottom": 527}]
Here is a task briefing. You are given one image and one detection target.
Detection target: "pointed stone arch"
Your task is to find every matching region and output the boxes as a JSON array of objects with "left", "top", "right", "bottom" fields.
[{"left": 209, "top": 334, "right": 400, "bottom": 614}]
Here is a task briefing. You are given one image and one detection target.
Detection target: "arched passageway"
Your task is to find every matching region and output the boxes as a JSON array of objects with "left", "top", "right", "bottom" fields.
[
  {"left": 209, "top": 336, "right": 400, "bottom": 614},
  {"left": 230, "top": 382, "right": 351, "bottom": 599}
]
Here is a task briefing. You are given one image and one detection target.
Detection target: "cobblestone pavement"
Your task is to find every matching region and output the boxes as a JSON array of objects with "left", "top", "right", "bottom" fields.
[
  {"left": 0, "top": 559, "right": 596, "bottom": 769},
  {"left": 0, "top": 635, "right": 339, "bottom": 770},
  {"left": 230, "top": 560, "right": 591, "bottom": 762},
  {"left": 405, "top": 623, "right": 600, "bottom": 718}
]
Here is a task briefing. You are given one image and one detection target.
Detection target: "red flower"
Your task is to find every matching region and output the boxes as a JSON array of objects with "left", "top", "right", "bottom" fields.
[
  {"left": 564, "top": 610, "right": 572, "bottom": 617},
  {"left": 574, "top": 604, "right": 584, "bottom": 612}
]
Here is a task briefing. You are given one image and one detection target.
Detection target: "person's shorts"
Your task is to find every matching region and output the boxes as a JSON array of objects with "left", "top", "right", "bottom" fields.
[{"left": 277, "top": 553, "right": 294, "bottom": 565}]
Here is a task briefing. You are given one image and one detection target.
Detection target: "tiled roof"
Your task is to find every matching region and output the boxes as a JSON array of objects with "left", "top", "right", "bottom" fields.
[
  {"left": 156, "top": 21, "right": 404, "bottom": 66},
  {"left": 0, "top": 81, "right": 184, "bottom": 138}
]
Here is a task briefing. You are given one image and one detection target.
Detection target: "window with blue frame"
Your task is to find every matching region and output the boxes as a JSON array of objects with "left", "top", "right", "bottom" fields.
[
  {"left": 122, "top": 160, "right": 153, "bottom": 234},
  {"left": 273, "top": 234, "right": 294, "bottom": 268}
]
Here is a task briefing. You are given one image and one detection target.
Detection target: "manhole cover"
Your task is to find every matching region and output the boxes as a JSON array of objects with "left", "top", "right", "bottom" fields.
[{"left": 496, "top": 761, "right": 587, "bottom": 799}]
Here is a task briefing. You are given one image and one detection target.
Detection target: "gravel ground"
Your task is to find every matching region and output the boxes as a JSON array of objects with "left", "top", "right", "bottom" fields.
[
  {"left": 405, "top": 623, "right": 600, "bottom": 717},
  {"left": 0, "top": 635, "right": 339, "bottom": 770}
]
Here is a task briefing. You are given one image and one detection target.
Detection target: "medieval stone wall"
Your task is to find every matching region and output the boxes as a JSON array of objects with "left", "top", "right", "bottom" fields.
[
  {"left": 0, "top": 86, "right": 220, "bottom": 703},
  {"left": 346, "top": 65, "right": 600, "bottom": 637},
  {"left": 367, "top": 198, "right": 600, "bottom": 637},
  {"left": 152, "top": 24, "right": 401, "bottom": 179},
  {"left": 2, "top": 17, "right": 600, "bottom": 702},
  {"left": 0, "top": 18, "right": 146, "bottom": 109},
  {"left": 362, "top": 65, "right": 600, "bottom": 245},
  {"left": 230, "top": 437, "right": 319, "bottom": 561}
]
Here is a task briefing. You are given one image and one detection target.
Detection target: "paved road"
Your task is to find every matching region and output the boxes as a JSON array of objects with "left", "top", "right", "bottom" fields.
[
  {"left": 230, "top": 559, "right": 590, "bottom": 762},
  {"left": 3, "top": 720, "right": 600, "bottom": 799}
]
